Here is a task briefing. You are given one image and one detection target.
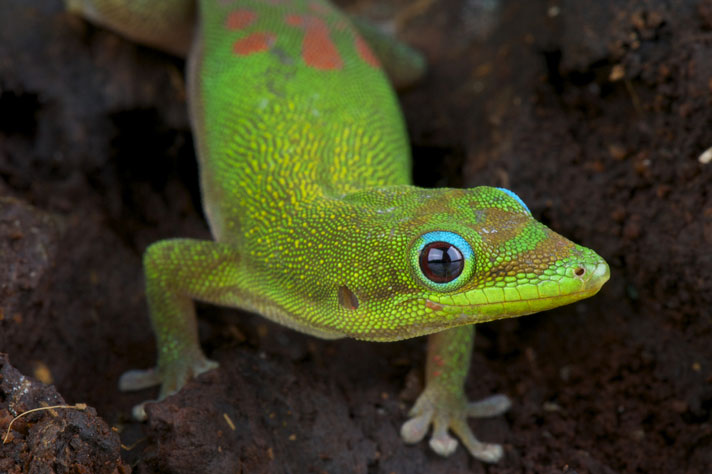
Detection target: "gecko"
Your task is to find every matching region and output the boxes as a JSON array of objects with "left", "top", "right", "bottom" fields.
[{"left": 65, "top": 0, "right": 610, "bottom": 463}]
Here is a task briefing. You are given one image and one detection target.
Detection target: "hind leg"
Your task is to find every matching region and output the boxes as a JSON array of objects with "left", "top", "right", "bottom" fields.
[{"left": 65, "top": 0, "right": 195, "bottom": 56}]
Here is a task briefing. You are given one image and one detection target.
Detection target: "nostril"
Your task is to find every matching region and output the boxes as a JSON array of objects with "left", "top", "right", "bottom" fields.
[{"left": 574, "top": 267, "right": 585, "bottom": 276}]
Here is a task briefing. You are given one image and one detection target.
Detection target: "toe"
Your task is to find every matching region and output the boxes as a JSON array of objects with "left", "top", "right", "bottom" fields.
[
  {"left": 450, "top": 418, "right": 504, "bottom": 463},
  {"left": 401, "top": 410, "right": 433, "bottom": 443},
  {"left": 470, "top": 443, "right": 503, "bottom": 464},
  {"left": 194, "top": 358, "right": 219, "bottom": 376},
  {"left": 467, "top": 394, "right": 511, "bottom": 417},
  {"left": 132, "top": 401, "right": 149, "bottom": 421},
  {"left": 119, "top": 368, "right": 162, "bottom": 391},
  {"left": 429, "top": 415, "right": 459, "bottom": 456}
]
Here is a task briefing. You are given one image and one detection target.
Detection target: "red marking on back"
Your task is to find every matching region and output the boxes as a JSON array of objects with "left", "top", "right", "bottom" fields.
[
  {"left": 233, "top": 32, "right": 276, "bottom": 55},
  {"left": 285, "top": 14, "right": 304, "bottom": 26},
  {"left": 355, "top": 35, "right": 380, "bottom": 68},
  {"left": 286, "top": 15, "right": 343, "bottom": 70},
  {"left": 226, "top": 9, "right": 257, "bottom": 30},
  {"left": 303, "top": 18, "right": 342, "bottom": 70}
]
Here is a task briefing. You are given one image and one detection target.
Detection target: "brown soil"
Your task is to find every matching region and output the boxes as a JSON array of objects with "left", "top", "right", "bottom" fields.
[{"left": 1, "top": 0, "right": 711, "bottom": 472}]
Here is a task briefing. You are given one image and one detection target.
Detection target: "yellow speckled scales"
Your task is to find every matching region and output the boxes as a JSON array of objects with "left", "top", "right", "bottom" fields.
[{"left": 66, "top": 0, "right": 609, "bottom": 463}]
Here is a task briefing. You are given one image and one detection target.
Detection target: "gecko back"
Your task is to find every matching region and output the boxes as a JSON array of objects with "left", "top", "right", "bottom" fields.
[{"left": 194, "top": 0, "right": 412, "bottom": 242}]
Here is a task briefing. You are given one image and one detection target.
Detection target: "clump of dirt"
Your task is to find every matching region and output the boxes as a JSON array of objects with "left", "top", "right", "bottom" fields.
[{"left": 0, "top": 354, "right": 129, "bottom": 473}]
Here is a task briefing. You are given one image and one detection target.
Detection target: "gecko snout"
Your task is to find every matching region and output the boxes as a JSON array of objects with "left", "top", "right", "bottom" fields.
[{"left": 576, "top": 259, "right": 610, "bottom": 292}]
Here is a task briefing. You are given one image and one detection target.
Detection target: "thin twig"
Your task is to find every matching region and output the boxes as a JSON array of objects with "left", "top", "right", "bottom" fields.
[{"left": 3, "top": 403, "right": 87, "bottom": 444}]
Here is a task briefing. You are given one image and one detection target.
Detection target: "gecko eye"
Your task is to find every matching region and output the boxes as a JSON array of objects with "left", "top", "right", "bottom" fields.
[
  {"left": 419, "top": 242, "right": 464, "bottom": 283},
  {"left": 411, "top": 231, "right": 475, "bottom": 291}
]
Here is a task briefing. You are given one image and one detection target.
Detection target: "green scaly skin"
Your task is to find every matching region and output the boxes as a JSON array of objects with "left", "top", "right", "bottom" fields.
[{"left": 66, "top": 0, "right": 610, "bottom": 463}]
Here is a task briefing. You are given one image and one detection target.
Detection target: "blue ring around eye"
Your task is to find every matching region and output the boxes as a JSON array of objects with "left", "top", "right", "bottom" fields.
[
  {"left": 496, "top": 187, "right": 531, "bottom": 214},
  {"left": 419, "top": 231, "right": 473, "bottom": 261},
  {"left": 411, "top": 231, "right": 475, "bottom": 292}
]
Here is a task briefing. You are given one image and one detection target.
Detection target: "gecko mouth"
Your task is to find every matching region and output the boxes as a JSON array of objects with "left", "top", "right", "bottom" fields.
[
  {"left": 424, "top": 285, "right": 602, "bottom": 319},
  {"left": 422, "top": 261, "right": 610, "bottom": 322},
  {"left": 355, "top": 262, "right": 609, "bottom": 342}
]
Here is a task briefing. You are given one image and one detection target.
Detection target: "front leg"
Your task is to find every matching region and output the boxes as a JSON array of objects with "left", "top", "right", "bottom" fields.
[
  {"left": 401, "top": 326, "right": 511, "bottom": 463},
  {"left": 119, "top": 238, "right": 243, "bottom": 419}
]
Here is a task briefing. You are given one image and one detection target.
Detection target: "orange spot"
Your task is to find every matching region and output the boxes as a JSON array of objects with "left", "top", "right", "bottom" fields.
[
  {"left": 285, "top": 14, "right": 304, "bottom": 26},
  {"left": 286, "top": 14, "right": 342, "bottom": 70},
  {"left": 301, "top": 17, "right": 342, "bottom": 70},
  {"left": 233, "top": 32, "right": 276, "bottom": 55},
  {"left": 355, "top": 35, "right": 380, "bottom": 68},
  {"left": 432, "top": 370, "right": 442, "bottom": 378},
  {"left": 226, "top": 9, "right": 257, "bottom": 30},
  {"left": 425, "top": 300, "right": 443, "bottom": 311}
]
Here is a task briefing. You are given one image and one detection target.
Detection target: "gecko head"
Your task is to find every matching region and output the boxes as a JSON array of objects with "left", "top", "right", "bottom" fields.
[{"left": 328, "top": 185, "right": 609, "bottom": 341}]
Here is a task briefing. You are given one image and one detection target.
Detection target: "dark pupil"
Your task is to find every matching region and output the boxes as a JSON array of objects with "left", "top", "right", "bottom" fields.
[{"left": 419, "top": 242, "right": 464, "bottom": 283}]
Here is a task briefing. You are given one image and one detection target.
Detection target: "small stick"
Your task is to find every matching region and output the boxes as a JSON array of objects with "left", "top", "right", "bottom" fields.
[{"left": 3, "top": 403, "right": 87, "bottom": 444}]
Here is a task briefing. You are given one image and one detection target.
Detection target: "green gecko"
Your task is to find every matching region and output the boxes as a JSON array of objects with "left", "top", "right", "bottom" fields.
[{"left": 66, "top": 0, "right": 609, "bottom": 463}]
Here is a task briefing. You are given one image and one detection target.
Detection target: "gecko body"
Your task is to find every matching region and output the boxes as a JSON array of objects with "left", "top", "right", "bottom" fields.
[{"left": 67, "top": 0, "right": 609, "bottom": 462}]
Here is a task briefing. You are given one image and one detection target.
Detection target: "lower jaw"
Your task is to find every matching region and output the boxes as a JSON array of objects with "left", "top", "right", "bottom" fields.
[{"left": 354, "top": 287, "right": 604, "bottom": 342}]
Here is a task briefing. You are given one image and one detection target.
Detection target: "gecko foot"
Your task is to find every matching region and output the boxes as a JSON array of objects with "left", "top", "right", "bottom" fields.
[
  {"left": 118, "top": 354, "right": 219, "bottom": 420},
  {"left": 401, "top": 389, "right": 510, "bottom": 463}
]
